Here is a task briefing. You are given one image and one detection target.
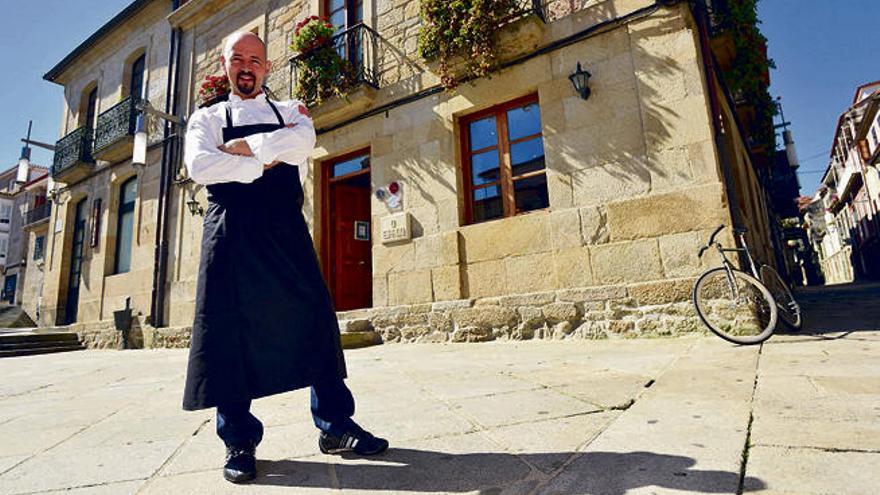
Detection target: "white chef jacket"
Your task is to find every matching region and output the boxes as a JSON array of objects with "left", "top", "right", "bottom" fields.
[{"left": 183, "top": 92, "right": 316, "bottom": 186}]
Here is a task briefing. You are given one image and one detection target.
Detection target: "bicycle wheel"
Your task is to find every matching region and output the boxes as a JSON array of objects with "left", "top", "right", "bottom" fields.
[
  {"left": 692, "top": 267, "right": 778, "bottom": 345},
  {"left": 760, "top": 265, "right": 802, "bottom": 331}
]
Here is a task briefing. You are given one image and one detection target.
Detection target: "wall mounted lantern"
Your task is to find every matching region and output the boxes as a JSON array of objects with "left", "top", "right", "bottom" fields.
[{"left": 569, "top": 62, "right": 592, "bottom": 101}]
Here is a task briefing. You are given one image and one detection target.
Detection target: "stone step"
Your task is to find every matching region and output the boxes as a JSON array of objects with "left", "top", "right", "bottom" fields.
[
  {"left": 0, "top": 343, "right": 85, "bottom": 358},
  {"left": 0, "top": 332, "right": 81, "bottom": 346},
  {"left": 0, "top": 331, "right": 85, "bottom": 358}
]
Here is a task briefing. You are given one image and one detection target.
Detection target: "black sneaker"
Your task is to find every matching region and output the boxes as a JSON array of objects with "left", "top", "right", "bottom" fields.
[
  {"left": 223, "top": 445, "right": 256, "bottom": 483},
  {"left": 319, "top": 424, "right": 389, "bottom": 456}
]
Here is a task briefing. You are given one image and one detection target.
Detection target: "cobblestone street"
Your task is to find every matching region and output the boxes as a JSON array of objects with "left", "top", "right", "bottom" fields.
[{"left": 0, "top": 284, "right": 878, "bottom": 495}]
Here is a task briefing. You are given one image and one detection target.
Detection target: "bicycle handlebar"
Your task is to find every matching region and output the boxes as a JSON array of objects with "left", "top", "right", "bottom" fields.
[{"left": 698, "top": 224, "right": 726, "bottom": 258}]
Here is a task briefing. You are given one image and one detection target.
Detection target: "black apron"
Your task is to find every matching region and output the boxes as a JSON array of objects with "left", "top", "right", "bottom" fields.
[{"left": 182, "top": 98, "right": 347, "bottom": 411}]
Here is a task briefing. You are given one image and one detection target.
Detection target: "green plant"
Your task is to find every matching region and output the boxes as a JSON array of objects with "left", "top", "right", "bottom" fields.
[
  {"left": 290, "top": 17, "right": 359, "bottom": 106},
  {"left": 714, "top": 0, "right": 777, "bottom": 152},
  {"left": 418, "top": 0, "right": 524, "bottom": 89}
]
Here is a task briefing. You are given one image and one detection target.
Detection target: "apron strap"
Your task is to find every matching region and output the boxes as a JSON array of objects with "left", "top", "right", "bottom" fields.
[
  {"left": 266, "top": 99, "right": 285, "bottom": 126},
  {"left": 223, "top": 97, "right": 285, "bottom": 128},
  {"left": 224, "top": 105, "right": 234, "bottom": 129}
]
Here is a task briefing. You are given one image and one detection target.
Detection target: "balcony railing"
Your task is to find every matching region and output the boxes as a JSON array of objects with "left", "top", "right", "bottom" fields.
[
  {"left": 52, "top": 126, "right": 94, "bottom": 180},
  {"left": 289, "top": 23, "right": 379, "bottom": 107},
  {"left": 93, "top": 95, "right": 140, "bottom": 162},
  {"left": 24, "top": 203, "right": 51, "bottom": 228},
  {"left": 512, "top": 0, "right": 546, "bottom": 23}
]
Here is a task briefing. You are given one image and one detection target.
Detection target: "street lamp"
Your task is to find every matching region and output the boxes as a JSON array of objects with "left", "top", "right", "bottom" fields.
[
  {"left": 132, "top": 100, "right": 185, "bottom": 167},
  {"left": 569, "top": 62, "right": 592, "bottom": 101}
]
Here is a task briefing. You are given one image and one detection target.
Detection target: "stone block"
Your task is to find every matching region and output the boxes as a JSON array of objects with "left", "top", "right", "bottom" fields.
[
  {"left": 557, "top": 286, "right": 628, "bottom": 302},
  {"left": 450, "top": 306, "right": 518, "bottom": 329},
  {"left": 553, "top": 245, "right": 594, "bottom": 289},
  {"left": 465, "top": 260, "right": 505, "bottom": 299},
  {"left": 339, "top": 319, "right": 374, "bottom": 333},
  {"left": 498, "top": 291, "right": 557, "bottom": 307},
  {"left": 504, "top": 253, "right": 557, "bottom": 295},
  {"left": 628, "top": 278, "right": 695, "bottom": 305},
  {"left": 372, "top": 276, "right": 388, "bottom": 308},
  {"left": 388, "top": 270, "right": 433, "bottom": 306},
  {"left": 431, "top": 265, "right": 462, "bottom": 301},
  {"left": 592, "top": 239, "right": 664, "bottom": 285},
  {"left": 373, "top": 243, "right": 415, "bottom": 274},
  {"left": 431, "top": 299, "right": 473, "bottom": 312},
  {"left": 451, "top": 326, "right": 494, "bottom": 343},
  {"left": 549, "top": 208, "right": 583, "bottom": 251},
  {"left": 460, "top": 213, "right": 550, "bottom": 263},
  {"left": 579, "top": 206, "right": 610, "bottom": 245},
  {"left": 659, "top": 229, "right": 715, "bottom": 278},
  {"left": 517, "top": 306, "right": 544, "bottom": 328},
  {"left": 543, "top": 302, "right": 579, "bottom": 324},
  {"left": 606, "top": 184, "right": 728, "bottom": 242}
]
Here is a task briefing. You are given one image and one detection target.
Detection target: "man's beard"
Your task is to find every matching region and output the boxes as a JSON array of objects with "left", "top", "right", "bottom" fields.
[{"left": 235, "top": 72, "right": 257, "bottom": 95}]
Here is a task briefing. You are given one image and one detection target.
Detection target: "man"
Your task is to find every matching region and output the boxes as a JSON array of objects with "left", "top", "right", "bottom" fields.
[{"left": 181, "top": 31, "right": 387, "bottom": 484}]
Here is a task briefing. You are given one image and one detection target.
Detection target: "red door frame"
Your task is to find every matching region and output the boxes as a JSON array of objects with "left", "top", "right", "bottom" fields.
[{"left": 320, "top": 148, "right": 372, "bottom": 304}]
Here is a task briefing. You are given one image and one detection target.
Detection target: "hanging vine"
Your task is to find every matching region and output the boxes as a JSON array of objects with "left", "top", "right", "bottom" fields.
[
  {"left": 713, "top": 0, "right": 777, "bottom": 153},
  {"left": 418, "top": 0, "right": 524, "bottom": 89}
]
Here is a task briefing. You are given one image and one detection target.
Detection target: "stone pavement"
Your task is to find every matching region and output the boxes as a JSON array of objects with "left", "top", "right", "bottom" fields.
[{"left": 0, "top": 284, "right": 878, "bottom": 494}]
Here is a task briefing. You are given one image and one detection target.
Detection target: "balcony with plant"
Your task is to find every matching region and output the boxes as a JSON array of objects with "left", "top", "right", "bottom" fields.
[
  {"left": 289, "top": 16, "right": 378, "bottom": 109},
  {"left": 417, "top": 0, "right": 546, "bottom": 89}
]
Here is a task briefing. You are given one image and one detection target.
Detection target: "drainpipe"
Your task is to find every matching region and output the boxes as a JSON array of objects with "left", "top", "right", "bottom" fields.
[
  {"left": 690, "top": 2, "right": 746, "bottom": 248},
  {"left": 150, "top": 0, "right": 183, "bottom": 327}
]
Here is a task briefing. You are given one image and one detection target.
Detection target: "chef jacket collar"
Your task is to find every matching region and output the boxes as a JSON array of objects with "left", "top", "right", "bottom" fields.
[{"left": 227, "top": 91, "right": 267, "bottom": 104}]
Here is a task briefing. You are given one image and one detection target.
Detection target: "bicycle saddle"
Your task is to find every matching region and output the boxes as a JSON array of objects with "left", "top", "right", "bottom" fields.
[{"left": 733, "top": 227, "right": 748, "bottom": 235}]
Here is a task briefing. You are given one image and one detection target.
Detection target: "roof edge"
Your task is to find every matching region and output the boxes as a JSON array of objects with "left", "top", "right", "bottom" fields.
[{"left": 43, "top": 0, "right": 155, "bottom": 84}]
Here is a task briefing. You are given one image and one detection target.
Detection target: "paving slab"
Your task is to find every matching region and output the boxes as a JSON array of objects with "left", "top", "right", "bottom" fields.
[
  {"left": 1, "top": 306, "right": 879, "bottom": 495},
  {"left": 742, "top": 446, "right": 880, "bottom": 495}
]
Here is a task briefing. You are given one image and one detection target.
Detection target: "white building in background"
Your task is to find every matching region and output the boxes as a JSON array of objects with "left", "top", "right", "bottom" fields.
[{"left": 813, "top": 81, "right": 880, "bottom": 284}]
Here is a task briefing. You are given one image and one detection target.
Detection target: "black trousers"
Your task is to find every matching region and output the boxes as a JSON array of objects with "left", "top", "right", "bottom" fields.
[{"left": 216, "top": 376, "right": 355, "bottom": 449}]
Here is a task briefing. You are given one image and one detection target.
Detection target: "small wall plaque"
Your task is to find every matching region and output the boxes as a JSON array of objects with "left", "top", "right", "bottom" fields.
[
  {"left": 380, "top": 212, "right": 411, "bottom": 244},
  {"left": 354, "top": 221, "right": 370, "bottom": 241}
]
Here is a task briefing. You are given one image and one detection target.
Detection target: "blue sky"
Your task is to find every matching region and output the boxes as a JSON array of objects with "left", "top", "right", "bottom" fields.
[
  {"left": 1, "top": 1, "right": 131, "bottom": 173},
  {"left": 759, "top": 0, "right": 879, "bottom": 197},
  {"left": 2, "top": 1, "right": 877, "bottom": 197}
]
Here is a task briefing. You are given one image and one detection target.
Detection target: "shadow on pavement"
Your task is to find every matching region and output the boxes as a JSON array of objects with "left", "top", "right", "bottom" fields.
[
  {"left": 253, "top": 448, "right": 765, "bottom": 494},
  {"left": 782, "top": 282, "right": 880, "bottom": 337}
]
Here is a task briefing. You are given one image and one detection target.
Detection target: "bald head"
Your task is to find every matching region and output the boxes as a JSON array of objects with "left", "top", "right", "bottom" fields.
[
  {"left": 220, "top": 31, "right": 271, "bottom": 99},
  {"left": 223, "top": 32, "right": 266, "bottom": 59}
]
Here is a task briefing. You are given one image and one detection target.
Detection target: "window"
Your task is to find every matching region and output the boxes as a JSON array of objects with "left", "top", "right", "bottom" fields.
[
  {"left": 0, "top": 237, "right": 7, "bottom": 260},
  {"left": 83, "top": 86, "right": 98, "bottom": 129},
  {"left": 130, "top": 53, "right": 146, "bottom": 100},
  {"left": 0, "top": 204, "right": 10, "bottom": 224},
  {"left": 114, "top": 178, "right": 137, "bottom": 274},
  {"left": 326, "top": 0, "right": 363, "bottom": 31},
  {"left": 33, "top": 235, "right": 44, "bottom": 261},
  {"left": 461, "top": 95, "right": 548, "bottom": 224}
]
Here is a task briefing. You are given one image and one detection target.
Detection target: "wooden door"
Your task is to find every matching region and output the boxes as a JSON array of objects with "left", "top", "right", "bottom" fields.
[
  {"left": 329, "top": 173, "right": 371, "bottom": 311},
  {"left": 65, "top": 198, "right": 88, "bottom": 324}
]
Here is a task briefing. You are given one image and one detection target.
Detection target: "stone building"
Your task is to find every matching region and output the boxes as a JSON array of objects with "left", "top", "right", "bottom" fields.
[
  {"left": 34, "top": 0, "right": 776, "bottom": 346},
  {"left": 0, "top": 163, "right": 47, "bottom": 306}
]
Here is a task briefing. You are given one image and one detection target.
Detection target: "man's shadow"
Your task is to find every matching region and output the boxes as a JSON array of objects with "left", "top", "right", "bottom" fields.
[{"left": 253, "top": 448, "right": 765, "bottom": 494}]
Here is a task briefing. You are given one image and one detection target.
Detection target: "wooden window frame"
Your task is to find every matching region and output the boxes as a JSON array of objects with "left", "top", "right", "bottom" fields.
[
  {"left": 113, "top": 178, "right": 137, "bottom": 274},
  {"left": 319, "top": 147, "right": 371, "bottom": 286},
  {"left": 460, "top": 93, "right": 547, "bottom": 225},
  {"left": 324, "top": 0, "right": 363, "bottom": 30}
]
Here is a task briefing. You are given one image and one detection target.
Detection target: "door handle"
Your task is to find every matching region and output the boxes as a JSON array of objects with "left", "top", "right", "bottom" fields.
[{"left": 358, "top": 261, "right": 366, "bottom": 266}]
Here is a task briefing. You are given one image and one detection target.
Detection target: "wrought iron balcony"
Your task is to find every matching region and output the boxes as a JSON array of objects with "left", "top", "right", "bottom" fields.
[
  {"left": 289, "top": 23, "right": 379, "bottom": 107},
  {"left": 52, "top": 126, "right": 94, "bottom": 182},
  {"left": 513, "top": 0, "right": 545, "bottom": 23},
  {"left": 24, "top": 203, "right": 51, "bottom": 228},
  {"left": 93, "top": 95, "right": 140, "bottom": 163}
]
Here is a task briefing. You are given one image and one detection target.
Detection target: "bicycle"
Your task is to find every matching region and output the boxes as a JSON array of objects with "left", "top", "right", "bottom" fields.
[{"left": 692, "top": 225, "right": 803, "bottom": 345}]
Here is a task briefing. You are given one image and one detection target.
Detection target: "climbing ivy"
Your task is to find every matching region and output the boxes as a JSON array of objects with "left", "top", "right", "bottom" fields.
[
  {"left": 418, "top": 0, "right": 524, "bottom": 89},
  {"left": 714, "top": 0, "right": 777, "bottom": 153}
]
